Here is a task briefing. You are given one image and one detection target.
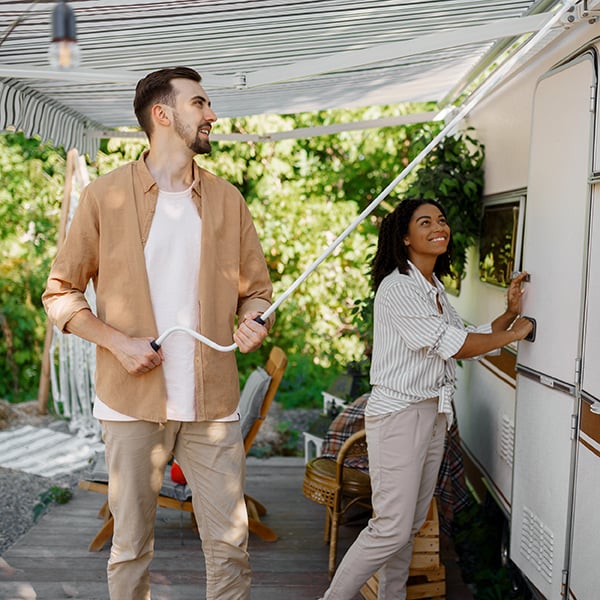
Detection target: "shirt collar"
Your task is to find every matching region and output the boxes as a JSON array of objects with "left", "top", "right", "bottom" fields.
[
  {"left": 407, "top": 260, "right": 443, "bottom": 299},
  {"left": 136, "top": 150, "right": 203, "bottom": 197}
]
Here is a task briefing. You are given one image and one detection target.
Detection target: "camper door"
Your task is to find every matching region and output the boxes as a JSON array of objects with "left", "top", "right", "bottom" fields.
[{"left": 511, "top": 51, "right": 595, "bottom": 598}]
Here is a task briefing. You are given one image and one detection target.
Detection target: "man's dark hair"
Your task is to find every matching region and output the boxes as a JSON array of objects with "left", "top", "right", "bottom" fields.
[
  {"left": 371, "top": 198, "right": 453, "bottom": 291},
  {"left": 133, "top": 66, "right": 202, "bottom": 137}
]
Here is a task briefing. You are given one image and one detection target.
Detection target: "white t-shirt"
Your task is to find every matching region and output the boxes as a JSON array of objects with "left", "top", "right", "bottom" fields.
[{"left": 94, "top": 184, "right": 238, "bottom": 423}]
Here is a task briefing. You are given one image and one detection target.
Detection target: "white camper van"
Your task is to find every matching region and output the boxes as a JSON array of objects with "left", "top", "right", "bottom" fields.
[{"left": 452, "top": 11, "right": 600, "bottom": 600}]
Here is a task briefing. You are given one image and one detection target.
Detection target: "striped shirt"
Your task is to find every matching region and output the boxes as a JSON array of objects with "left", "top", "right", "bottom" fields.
[{"left": 367, "top": 262, "right": 491, "bottom": 426}]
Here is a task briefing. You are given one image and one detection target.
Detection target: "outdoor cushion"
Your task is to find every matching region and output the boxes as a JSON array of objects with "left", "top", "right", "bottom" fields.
[
  {"left": 239, "top": 366, "right": 272, "bottom": 439},
  {"left": 87, "top": 451, "right": 192, "bottom": 502}
]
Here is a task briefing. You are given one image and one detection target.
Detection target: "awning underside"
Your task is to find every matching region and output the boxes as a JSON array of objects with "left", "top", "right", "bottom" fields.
[{"left": 0, "top": 0, "right": 565, "bottom": 154}]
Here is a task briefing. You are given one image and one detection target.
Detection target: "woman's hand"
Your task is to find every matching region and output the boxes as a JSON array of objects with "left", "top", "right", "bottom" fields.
[
  {"left": 455, "top": 316, "right": 535, "bottom": 359},
  {"left": 491, "top": 271, "right": 530, "bottom": 334},
  {"left": 509, "top": 316, "right": 534, "bottom": 342},
  {"left": 506, "top": 271, "right": 529, "bottom": 316}
]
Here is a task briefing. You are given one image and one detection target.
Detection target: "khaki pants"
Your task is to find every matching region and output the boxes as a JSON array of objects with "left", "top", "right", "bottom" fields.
[
  {"left": 322, "top": 398, "right": 446, "bottom": 600},
  {"left": 101, "top": 419, "right": 250, "bottom": 600}
]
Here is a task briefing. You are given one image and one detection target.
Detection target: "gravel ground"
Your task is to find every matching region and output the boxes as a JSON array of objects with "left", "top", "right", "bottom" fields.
[
  {"left": 0, "top": 399, "right": 90, "bottom": 556},
  {"left": 0, "top": 400, "right": 323, "bottom": 557},
  {"left": 0, "top": 465, "right": 87, "bottom": 556}
]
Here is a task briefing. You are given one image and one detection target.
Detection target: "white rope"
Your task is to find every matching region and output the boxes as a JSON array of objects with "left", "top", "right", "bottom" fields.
[
  {"left": 49, "top": 154, "right": 100, "bottom": 439},
  {"left": 154, "top": 325, "right": 238, "bottom": 352},
  {"left": 154, "top": 0, "right": 575, "bottom": 353}
]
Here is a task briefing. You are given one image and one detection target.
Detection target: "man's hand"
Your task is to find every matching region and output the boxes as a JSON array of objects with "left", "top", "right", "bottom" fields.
[
  {"left": 111, "top": 335, "right": 164, "bottom": 375},
  {"left": 234, "top": 311, "right": 268, "bottom": 353},
  {"left": 64, "top": 308, "right": 163, "bottom": 376}
]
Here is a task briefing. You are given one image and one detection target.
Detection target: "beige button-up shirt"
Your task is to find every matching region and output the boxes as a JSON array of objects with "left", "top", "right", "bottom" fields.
[{"left": 43, "top": 152, "right": 273, "bottom": 422}]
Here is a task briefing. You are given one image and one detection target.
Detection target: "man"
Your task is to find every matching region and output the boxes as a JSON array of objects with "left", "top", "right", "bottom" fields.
[{"left": 43, "top": 66, "right": 274, "bottom": 599}]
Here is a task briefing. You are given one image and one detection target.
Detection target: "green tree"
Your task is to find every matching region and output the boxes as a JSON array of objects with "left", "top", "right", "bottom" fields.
[
  {"left": 0, "top": 133, "right": 65, "bottom": 400},
  {"left": 1, "top": 104, "right": 483, "bottom": 409},
  {"left": 405, "top": 126, "right": 485, "bottom": 280},
  {"left": 200, "top": 105, "right": 439, "bottom": 405}
]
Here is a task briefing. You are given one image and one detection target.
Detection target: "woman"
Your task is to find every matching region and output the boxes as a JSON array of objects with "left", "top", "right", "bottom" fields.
[{"left": 319, "top": 198, "right": 533, "bottom": 599}]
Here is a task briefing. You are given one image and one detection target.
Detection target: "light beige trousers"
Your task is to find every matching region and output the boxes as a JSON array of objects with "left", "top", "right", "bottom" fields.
[
  {"left": 101, "top": 419, "right": 250, "bottom": 600},
  {"left": 322, "top": 398, "right": 446, "bottom": 600}
]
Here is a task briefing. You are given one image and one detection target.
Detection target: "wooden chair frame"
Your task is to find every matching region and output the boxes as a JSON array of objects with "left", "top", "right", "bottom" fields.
[{"left": 79, "top": 346, "right": 287, "bottom": 551}]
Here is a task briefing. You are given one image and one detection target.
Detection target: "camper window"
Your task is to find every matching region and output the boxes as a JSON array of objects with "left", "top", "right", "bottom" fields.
[{"left": 479, "top": 201, "right": 520, "bottom": 288}]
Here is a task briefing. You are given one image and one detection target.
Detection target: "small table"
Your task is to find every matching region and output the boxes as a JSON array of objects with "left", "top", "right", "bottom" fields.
[
  {"left": 302, "top": 391, "right": 348, "bottom": 463},
  {"left": 303, "top": 432, "right": 324, "bottom": 464}
]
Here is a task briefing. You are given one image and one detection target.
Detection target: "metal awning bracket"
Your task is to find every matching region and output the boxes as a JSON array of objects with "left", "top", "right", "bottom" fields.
[
  {"left": 236, "top": 73, "right": 248, "bottom": 90},
  {"left": 563, "top": 0, "right": 600, "bottom": 27}
]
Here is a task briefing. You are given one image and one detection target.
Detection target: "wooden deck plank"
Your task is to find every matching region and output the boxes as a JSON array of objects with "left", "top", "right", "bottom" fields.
[
  {"left": 0, "top": 457, "right": 365, "bottom": 600},
  {"left": 0, "top": 456, "right": 472, "bottom": 600}
]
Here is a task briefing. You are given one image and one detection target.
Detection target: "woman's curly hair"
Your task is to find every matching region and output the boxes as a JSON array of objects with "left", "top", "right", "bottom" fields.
[{"left": 371, "top": 198, "right": 453, "bottom": 292}]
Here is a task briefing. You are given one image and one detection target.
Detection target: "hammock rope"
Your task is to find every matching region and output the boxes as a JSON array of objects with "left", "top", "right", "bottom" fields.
[{"left": 49, "top": 153, "right": 101, "bottom": 439}]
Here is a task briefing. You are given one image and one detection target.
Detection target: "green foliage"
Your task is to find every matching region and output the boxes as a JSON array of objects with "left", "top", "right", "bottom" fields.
[
  {"left": 274, "top": 421, "right": 301, "bottom": 456},
  {"left": 33, "top": 486, "right": 73, "bottom": 522},
  {"left": 200, "top": 105, "right": 439, "bottom": 406},
  {"left": 348, "top": 275, "right": 375, "bottom": 356},
  {"left": 0, "top": 105, "right": 483, "bottom": 409},
  {"left": 454, "top": 499, "right": 530, "bottom": 600},
  {"left": 253, "top": 192, "right": 374, "bottom": 375},
  {"left": 405, "top": 127, "right": 485, "bottom": 279},
  {"left": 96, "top": 136, "right": 147, "bottom": 175},
  {"left": 0, "top": 133, "right": 65, "bottom": 401},
  {"left": 246, "top": 421, "right": 301, "bottom": 458}
]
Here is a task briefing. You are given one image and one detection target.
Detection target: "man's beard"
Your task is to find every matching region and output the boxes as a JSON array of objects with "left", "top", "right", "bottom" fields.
[{"left": 173, "top": 112, "right": 211, "bottom": 155}]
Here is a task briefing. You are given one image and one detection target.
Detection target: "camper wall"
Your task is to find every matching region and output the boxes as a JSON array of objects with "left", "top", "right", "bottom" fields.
[{"left": 451, "top": 16, "right": 600, "bottom": 600}]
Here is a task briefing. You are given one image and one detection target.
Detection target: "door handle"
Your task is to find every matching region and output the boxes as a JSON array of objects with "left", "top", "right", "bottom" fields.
[{"left": 522, "top": 317, "right": 536, "bottom": 342}]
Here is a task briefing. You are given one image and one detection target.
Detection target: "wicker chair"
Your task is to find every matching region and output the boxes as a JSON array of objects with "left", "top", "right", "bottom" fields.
[{"left": 302, "top": 428, "right": 372, "bottom": 577}]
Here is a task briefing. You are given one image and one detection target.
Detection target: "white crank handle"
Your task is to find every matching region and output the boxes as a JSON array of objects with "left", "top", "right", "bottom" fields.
[{"left": 150, "top": 315, "right": 266, "bottom": 353}]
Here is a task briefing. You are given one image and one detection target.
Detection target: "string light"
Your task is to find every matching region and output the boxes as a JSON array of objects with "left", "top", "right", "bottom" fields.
[{"left": 49, "top": 0, "right": 80, "bottom": 69}]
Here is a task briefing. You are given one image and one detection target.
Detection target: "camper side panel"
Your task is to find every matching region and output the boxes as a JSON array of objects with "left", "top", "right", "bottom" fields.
[{"left": 568, "top": 181, "right": 600, "bottom": 599}]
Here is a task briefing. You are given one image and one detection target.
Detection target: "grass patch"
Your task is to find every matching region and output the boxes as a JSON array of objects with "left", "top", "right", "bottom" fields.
[{"left": 33, "top": 486, "right": 73, "bottom": 522}]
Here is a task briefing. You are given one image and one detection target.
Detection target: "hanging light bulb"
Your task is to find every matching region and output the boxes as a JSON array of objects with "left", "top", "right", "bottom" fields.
[{"left": 48, "top": 0, "right": 80, "bottom": 69}]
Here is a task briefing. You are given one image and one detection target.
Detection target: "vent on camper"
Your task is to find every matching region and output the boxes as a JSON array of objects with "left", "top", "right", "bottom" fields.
[
  {"left": 519, "top": 506, "right": 554, "bottom": 583},
  {"left": 499, "top": 414, "right": 515, "bottom": 467}
]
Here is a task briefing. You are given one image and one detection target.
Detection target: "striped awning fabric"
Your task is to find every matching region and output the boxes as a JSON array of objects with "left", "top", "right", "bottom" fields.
[
  {"left": 0, "top": 0, "right": 563, "bottom": 155},
  {"left": 0, "top": 77, "right": 102, "bottom": 156}
]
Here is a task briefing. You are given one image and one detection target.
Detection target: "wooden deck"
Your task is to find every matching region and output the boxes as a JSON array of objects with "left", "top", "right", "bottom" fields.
[{"left": 0, "top": 457, "right": 473, "bottom": 600}]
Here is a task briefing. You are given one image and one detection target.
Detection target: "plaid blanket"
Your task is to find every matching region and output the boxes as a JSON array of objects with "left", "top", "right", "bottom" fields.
[
  {"left": 435, "top": 417, "right": 472, "bottom": 535},
  {"left": 319, "top": 394, "right": 471, "bottom": 534},
  {"left": 320, "top": 393, "right": 369, "bottom": 472}
]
